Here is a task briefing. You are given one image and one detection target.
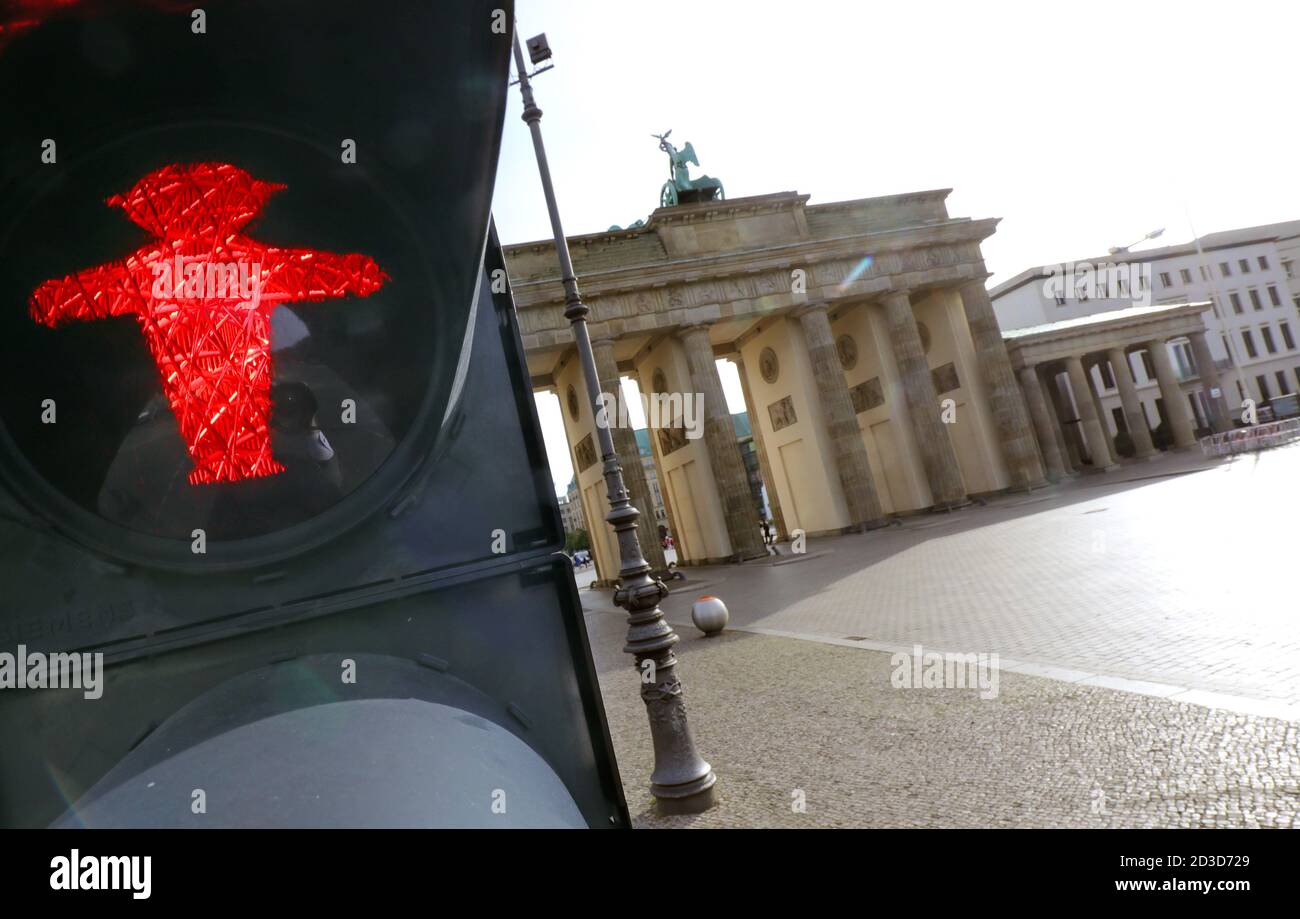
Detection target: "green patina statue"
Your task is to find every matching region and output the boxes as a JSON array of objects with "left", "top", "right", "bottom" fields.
[{"left": 653, "top": 130, "right": 724, "bottom": 207}]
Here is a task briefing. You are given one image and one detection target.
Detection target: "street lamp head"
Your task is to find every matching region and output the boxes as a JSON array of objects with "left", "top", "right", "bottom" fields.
[
  {"left": 526, "top": 33, "right": 552, "bottom": 65},
  {"left": 1110, "top": 227, "right": 1166, "bottom": 256}
]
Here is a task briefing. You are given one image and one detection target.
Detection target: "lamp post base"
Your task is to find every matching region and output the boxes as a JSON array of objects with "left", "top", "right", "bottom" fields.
[{"left": 653, "top": 780, "right": 719, "bottom": 816}]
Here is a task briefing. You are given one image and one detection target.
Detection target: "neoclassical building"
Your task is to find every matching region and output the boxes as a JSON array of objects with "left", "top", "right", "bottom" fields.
[
  {"left": 507, "top": 188, "right": 1052, "bottom": 582},
  {"left": 1002, "top": 302, "right": 1227, "bottom": 481}
]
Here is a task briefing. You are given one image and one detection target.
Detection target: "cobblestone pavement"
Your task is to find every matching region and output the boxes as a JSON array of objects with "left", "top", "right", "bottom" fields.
[
  {"left": 587, "top": 609, "right": 1300, "bottom": 829},
  {"left": 646, "top": 444, "right": 1300, "bottom": 709},
  {"left": 581, "top": 445, "right": 1300, "bottom": 827}
]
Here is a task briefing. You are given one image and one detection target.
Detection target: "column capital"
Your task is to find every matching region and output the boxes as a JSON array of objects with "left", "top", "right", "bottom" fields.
[
  {"left": 676, "top": 321, "right": 712, "bottom": 340},
  {"left": 878, "top": 288, "right": 912, "bottom": 309},
  {"left": 956, "top": 277, "right": 993, "bottom": 297},
  {"left": 792, "top": 299, "right": 832, "bottom": 320}
]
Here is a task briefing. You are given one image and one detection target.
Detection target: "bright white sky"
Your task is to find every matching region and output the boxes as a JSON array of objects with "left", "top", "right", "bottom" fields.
[{"left": 493, "top": 0, "right": 1300, "bottom": 495}]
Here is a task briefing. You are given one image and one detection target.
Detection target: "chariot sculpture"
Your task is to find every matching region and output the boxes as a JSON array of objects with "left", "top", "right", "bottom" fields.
[{"left": 653, "top": 130, "right": 725, "bottom": 207}]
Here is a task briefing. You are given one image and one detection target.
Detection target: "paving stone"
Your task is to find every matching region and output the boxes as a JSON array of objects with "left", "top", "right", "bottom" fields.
[{"left": 580, "top": 445, "right": 1300, "bottom": 828}]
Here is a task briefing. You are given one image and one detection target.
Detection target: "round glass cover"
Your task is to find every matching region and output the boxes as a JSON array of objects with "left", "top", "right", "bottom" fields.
[
  {"left": 0, "top": 135, "right": 455, "bottom": 547},
  {"left": 0, "top": 4, "right": 498, "bottom": 561}
]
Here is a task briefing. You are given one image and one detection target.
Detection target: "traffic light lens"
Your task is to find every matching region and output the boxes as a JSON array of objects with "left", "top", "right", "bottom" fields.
[{"left": 0, "top": 2, "right": 503, "bottom": 564}]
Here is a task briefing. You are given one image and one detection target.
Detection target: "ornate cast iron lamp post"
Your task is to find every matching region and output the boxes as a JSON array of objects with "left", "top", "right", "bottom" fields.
[{"left": 510, "top": 29, "right": 717, "bottom": 814}]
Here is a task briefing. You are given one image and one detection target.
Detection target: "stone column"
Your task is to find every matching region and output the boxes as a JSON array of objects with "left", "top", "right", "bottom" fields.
[
  {"left": 1065, "top": 354, "right": 1117, "bottom": 470},
  {"left": 1188, "top": 331, "right": 1231, "bottom": 433},
  {"left": 958, "top": 280, "right": 1047, "bottom": 490},
  {"left": 734, "top": 356, "right": 790, "bottom": 541},
  {"left": 677, "top": 324, "right": 768, "bottom": 560},
  {"left": 1041, "top": 366, "right": 1081, "bottom": 470},
  {"left": 881, "top": 290, "right": 968, "bottom": 509},
  {"left": 795, "top": 302, "right": 886, "bottom": 528},
  {"left": 1017, "top": 365, "right": 1070, "bottom": 481},
  {"left": 1083, "top": 357, "right": 1113, "bottom": 454},
  {"left": 1146, "top": 339, "right": 1197, "bottom": 449},
  {"left": 1107, "top": 347, "right": 1157, "bottom": 458},
  {"left": 592, "top": 338, "right": 668, "bottom": 573}
]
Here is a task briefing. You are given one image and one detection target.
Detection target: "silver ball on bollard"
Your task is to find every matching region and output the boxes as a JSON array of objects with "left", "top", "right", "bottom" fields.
[{"left": 691, "top": 595, "right": 729, "bottom": 636}]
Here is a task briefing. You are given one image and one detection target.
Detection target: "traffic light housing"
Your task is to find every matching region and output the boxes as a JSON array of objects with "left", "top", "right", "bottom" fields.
[{"left": 0, "top": 0, "right": 629, "bottom": 828}]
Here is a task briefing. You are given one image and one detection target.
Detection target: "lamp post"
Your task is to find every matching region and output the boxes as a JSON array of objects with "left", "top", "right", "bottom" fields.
[
  {"left": 509, "top": 27, "right": 718, "bottom": 814},
  {"left": 1108, "top": 227, "right": 1165, "bottom": 255}
]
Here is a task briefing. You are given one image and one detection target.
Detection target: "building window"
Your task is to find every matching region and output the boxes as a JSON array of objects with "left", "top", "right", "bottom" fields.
[
  {"left": 1098, "top": 360, "right": 1115, "bottom": 390},
  {"left": 1257, "top": 375, "right": 1271, "bottom": 401},
  {"left": 1140, "top": 350, "right": 1156, "bottom": 380},
  {"left": 1180, "top": 268, "right": 1193, "bottom": 284},
  {"left": 1230, "top": 292, "right": 1243, "bottom": 314},
  {"left": 1242, "top": 329, "right": 1258, "bottom": 358},
  {"left": 1262, "top": 326, "right": 1277, "bottom": 354},
  {"left": 1200, "top": 265, "right": 1210, "bottom": 281},
  {"left": 1249, "top": 288, "right": 1263, "bottom": 310},
  {"left": 1277, "top": 371, "right": 1292, "bottom": 395},
  {"left": 1220, "top": 262, "right": 1232, "bottom": 277},
  {"left": 1282, "top": 322, "right": 1295, "bottom": 350},
  {"left": 1210, "top": 296, "right": 1220, "bottom": 319},
  {"left": 1268, "top": 285, "right": 1282, "bottom": 307},
  {"left": 1054, "top": 294, "right": 1066, "bottom": 306},
  {"left": 1239, "top": 258, "right": 1252, "bottom": 274},
  {"left": 1159, "top": 271, "right": 1172, "bottom": 288},
  {"left": 1295, "top": 367, "right": 1300, "bottom": 391},
  {"left": 1259, "top": 255, "right": 1270, "bottom": 270},
  {"left": 1284, "top": 259, "right": 1295, "bottom": 279}
]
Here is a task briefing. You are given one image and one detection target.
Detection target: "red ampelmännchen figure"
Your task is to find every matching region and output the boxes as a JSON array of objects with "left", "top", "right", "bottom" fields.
[{"left": 29, "top": 162, "right": 388, "bottom": 484}]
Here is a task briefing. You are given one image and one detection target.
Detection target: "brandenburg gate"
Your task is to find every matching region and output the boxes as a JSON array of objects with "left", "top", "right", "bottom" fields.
[{"left": 508, "top": 173, "right": 1051, "bottom": 583}]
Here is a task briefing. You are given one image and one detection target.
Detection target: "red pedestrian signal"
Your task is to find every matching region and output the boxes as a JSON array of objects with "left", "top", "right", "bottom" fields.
[{"left": 29, "top": 162, "right": 388, "bottom": 484}]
